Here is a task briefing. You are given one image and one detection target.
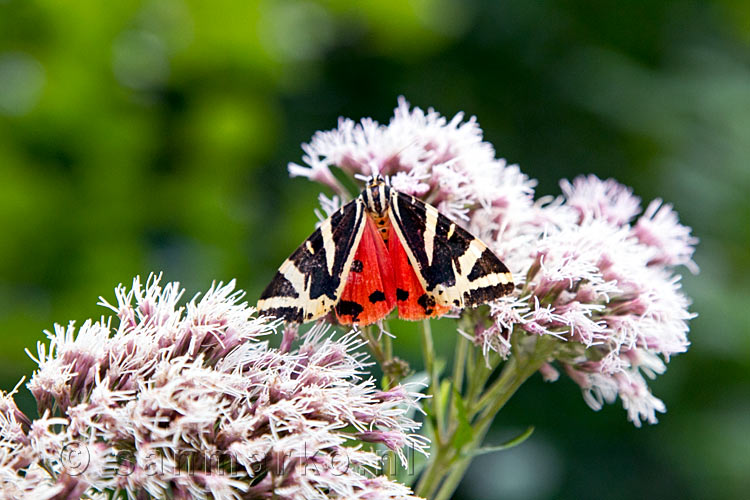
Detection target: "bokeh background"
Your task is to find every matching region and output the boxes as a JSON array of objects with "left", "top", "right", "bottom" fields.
[{"left": 1, "top": 1, "right": 748, "bottom": 499}]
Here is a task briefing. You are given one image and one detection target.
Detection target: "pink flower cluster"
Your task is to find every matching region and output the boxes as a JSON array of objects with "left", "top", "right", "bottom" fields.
[
  {"left": 1, "top": 276, "right": 427, "bottom": 499},
  {"left": 290, "top": 99, "right": 697, "bottom": 427},
  {"left": 498, "top": 175, "right": 697, "bottom": 426}
]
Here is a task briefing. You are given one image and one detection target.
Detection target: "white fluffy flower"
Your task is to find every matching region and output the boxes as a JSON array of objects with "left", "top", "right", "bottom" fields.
[
  {"left": 289, "top": 96, "right": 537, "bottom": 230},
  {"left": 560, "top": 174, "right": 642, "bottom": 225},
  {"left": 3, "top": 276, "right": 426, "bottom": 499},
  {"left": 495, "top": 177, "right": 696, "bottom": 426}
]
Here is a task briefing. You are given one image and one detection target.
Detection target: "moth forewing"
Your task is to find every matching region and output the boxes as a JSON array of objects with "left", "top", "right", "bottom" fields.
[
  {"left": 387, "top": 190, "right": 456, "bottom": 309},
  {"left": 387, "top": 192, "right": 435, "bottom": 292},
  {"left": 388, "top": 189, "right": 514, "bottom": 310},
  {"left": 257, "top": 197, "right": 368, "bottom": 323}
]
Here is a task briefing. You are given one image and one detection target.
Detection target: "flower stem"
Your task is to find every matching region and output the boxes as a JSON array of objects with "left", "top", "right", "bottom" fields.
[
  {"left": 431, "top": 364, "right": 530, "bottom": 500},
  {"left": 452, "top": 335, "right": 468, "bottom": 394},
  {"left": 432, "top": 335, "right": 558, "bottom": 500},
  {"left": 360, "top": 325, "right": 386, "bottom": 366},
  {"left": 417, "top": 333, "right": 558, "bottom": 500},
  {"left": 421, "top": 319, "right": 443, "bottom": 442}
]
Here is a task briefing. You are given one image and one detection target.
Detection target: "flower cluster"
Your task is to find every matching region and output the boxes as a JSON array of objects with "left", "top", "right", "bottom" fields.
[
  {"left": 288, "top": 96, "right": 536, "bottom": 227},
  {"left": 1, "top": 276, "right": 426, "bottom": 499},
  {"left": 290, "top": 99, "right": 697, "bottom": 427}
]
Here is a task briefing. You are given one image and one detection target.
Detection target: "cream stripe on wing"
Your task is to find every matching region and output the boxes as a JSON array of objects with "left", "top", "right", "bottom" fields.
[
  {"left": 256, "top": 262, "right": 309, "bottom": 311},
  {"left": 320, "top": 216, "right": 336, "bottom": 276},
  {"left": 424, "top": 204, "right": 439, "bottom": 266},
  {"left": 446, "top": 223, "right": 456, "bottom": 240},
  {"left": 439, "top": 239, "right": 513, "bottom": 308},
  {"left": 333, "top": 198, "right": 367, "bottom": 299},
  {"left": 456, "top": 239, "right": 486, "bottom": 278},
  {"left": 389, "top": 192, "right": 431, "bottom": 293}
]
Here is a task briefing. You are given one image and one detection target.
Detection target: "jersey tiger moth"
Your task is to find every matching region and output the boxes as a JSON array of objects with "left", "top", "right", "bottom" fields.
[{"left": 258, "top": 175, "right": 514, "bottom": 326}]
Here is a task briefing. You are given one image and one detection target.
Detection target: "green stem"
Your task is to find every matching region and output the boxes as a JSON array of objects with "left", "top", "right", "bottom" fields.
[
  {"left": 465, "top": 352, "right": 497, "bottom": 408},
  {"left": 432, "top": 336, "right": 558, "bottom": 500},
  {"left": 361, "top": 326, "right": 386, "bottom": 366},
  {"left": 360, "top": 325, "right": 393, "bottom": 388},
  {"left": 448, "top": 334, "right": 469, "bottom": 426},
  {"left": 414, "top": 446, "right": 449, "bottom": 499},
  {"left": 452, "top": 335, "right": 468, "bottom": 394},
  {"left": 384, "top": 326, "right": 393, "bottom": 360},
  {"left": 420, "top": 319, "right": 443, "bottom": 441},
  {"left": 414, "top": 319, "right": 450, "bottom": 499},
  {"left": 470, "top": 358, "right": 519, "bottom": 418},
  {"left": 418, "top": 358, "right": 521, "bottom": 500},
  {"left": 380, "top": 324, "right": 396, "bottom": 389}
]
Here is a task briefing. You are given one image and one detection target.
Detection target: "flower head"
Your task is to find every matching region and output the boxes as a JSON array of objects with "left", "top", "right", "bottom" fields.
[
  {"left": 5, "top": 275, "right": 426, "bottom": 499},
  {"left": 289, "top": 96, "right": 536, "bottom": 230},
  {"left": 293, "top": 99, "right": 697, "bottom": 426}
]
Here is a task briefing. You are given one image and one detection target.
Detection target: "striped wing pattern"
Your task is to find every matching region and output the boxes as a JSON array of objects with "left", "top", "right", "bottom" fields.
[
  {"left": 388, "top": 190, "right": 514, "bottom": 311},
  {"left": 258, "top": 179, "right": 514, "bottom": 326},
  {"left": 257, "top": 198, "right": 366, "bottom": 323}
]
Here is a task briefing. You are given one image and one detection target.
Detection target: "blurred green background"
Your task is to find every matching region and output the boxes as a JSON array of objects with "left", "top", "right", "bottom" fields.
[{"left": 1, "top": 0, "right": 748, "bottom": 499}]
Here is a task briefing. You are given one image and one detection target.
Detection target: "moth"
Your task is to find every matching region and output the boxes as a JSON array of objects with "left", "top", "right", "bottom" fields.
[{"left": 258, "top": 175, "right": 514, "bottom": 326}]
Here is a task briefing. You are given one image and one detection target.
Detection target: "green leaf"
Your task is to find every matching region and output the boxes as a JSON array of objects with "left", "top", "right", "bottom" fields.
[
  {"left": 434, "top": 357, "right": 447, "bottom": 378},
  {"left": 450, "top": 387, "right": 474, "bottom": 451},
  {"left": 467, "top": 426, "right": 535, "bottom": 457},
  {"left": 438, "top": 380, "right": 451, "bottom": 413}
]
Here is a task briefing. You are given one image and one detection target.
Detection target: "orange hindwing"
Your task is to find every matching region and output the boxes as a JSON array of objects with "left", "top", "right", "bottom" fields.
[
  {"left": 335, "top": 217, "right": 397, "bottom": 325},
  {"left": 389, "top": 229, "right": 451, "bottom": 321}
]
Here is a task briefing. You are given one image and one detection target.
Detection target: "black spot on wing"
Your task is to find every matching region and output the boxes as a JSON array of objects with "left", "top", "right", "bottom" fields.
[
  {"left": 259, "top": 271, "right": 299, "bottom": 300},
  {"left": 369, "top": 290, "right": 386, "bottom": 303},
  {"left": 467, "top": 248, "right": 511, "bottom": 282},
  {"left": 417, "top": 293, "right": 436, "bottom": 314},
  {"left": 463, "top": 282, "right": 515, "bottom": 306},
  {"left": 396, "top": 288, "right": 409, "bottom": 301},
  {"left": 264, "top": 307, "right": 304, "bottom": 323},
  {"left": 335, "top": 300, "right": 364, "bottom": 321},
  {"left": 351, "top": 259, "right": 364, "bottom": 273},
  {"left": 287, "top": 199, "right": 364, "bottom": 301}
]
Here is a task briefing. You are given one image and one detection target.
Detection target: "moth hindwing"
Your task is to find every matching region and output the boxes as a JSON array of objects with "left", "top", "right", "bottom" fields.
[
  {"left": 257, "top": 197, "right": 366, "bottom": 323},
  {"left": 388, "top": 189, "right": 514, "bottom": 309}
]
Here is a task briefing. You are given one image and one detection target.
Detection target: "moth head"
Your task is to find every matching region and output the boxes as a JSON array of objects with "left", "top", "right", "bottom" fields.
[
  {"left": 363, "top": 175, "right": 390, "bottom": 216},
  {"left": 365, "top": 173, "right": 386, "bottom": 186}
]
